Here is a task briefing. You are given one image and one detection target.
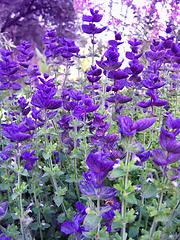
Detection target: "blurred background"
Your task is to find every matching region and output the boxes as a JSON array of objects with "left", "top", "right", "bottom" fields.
[{"left": 0, "top": 0, "right": 180, "bottom": 65}]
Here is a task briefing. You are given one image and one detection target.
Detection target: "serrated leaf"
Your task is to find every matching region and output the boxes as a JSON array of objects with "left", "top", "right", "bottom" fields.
[
  {"left": 11, "top": 193, "right": 19, "bottom": 200},
  {"left": 83, "top": 214, "right": 102, "bottom": 231},
  {"left": 142, "top": 183, "right": 159, "bottom": 198},
  {"left": 21, "top": 169, "right": 30, "bottom": 177},
  {"left": 124, "top": 192, "right": 137, "bottom": 204},
  {"left": 42, "top": 152, "right": 51, "bottom": 160},
  {"left": 129, "top": 226, "right": 139, "bottom": 238},
  {"left": 57, "top": 213, "right": 66, "bottom": 223},
  {"left": 42, "top": 171, "right": 51, "bottom": 178},
  {"left": 53, "top": 196, "right": 63, "bottom": 207},
  {"left": 110, "top": 168, "right": 126, "bottom": 178}
]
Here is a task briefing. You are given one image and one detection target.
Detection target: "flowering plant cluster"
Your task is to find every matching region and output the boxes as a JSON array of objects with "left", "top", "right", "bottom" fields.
[{"left": 1, "top": 7, "right": 180, "bottom": 240}]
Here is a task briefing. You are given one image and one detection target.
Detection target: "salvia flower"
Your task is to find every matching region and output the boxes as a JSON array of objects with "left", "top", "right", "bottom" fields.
[
  {"left": 21, "top": 150, "right": 39, "bottom": 171},
  {"left": 0, "top": 201, "right": 8, "bottom": 220},
  {"left": 61, "top": 202, "right": 87, "bottom": 237},
  {"left": 0, "top": 231, "right": 11, "bottom": 240},
  {"left": 82, "top": 8, "right": 107, "bottom": 36},
  {"left": 2, "top": 122, "right": 32, "bottom": 142},
  {"left": 0, "top": 49, "right": 21, "bottom": 91},
  {"left": 118, "top": 115, "right": 156, "bottom": 136},
  {"left": 0, "top": 144, "right": 14, "bottom": 161},
  {"left": 16, "top": 40, "right": 34, "bottom": 68}
]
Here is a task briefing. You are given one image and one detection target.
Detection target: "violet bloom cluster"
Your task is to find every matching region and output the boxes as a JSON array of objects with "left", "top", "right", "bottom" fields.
[
  {"left": 16, "top": 40, "right": 34, "bottom": 69},
  {"left": 0, "top": 202, "right": 11, "bottom": 238},
  {"left": 0, "top": 201, "right": 8, "bottom": 221},
  {"left": 136, "top": 27, "right": 179, "bottom": 114},
  {"left": 73, "top": 94, "right": 100, "bottom": 121},
  {"left": 82, "top": 8, "right": 107, "bottom": 41},
  {"left": 90, "top": 113, "right": 124, "bottom": 161},
  {"left": 43, "top": 28, "right": 59, "bottom": 58},
  {"left": 118, "top": 115, "right": 156, "bottom": 137},
  {"left": 96, "top": 32, "right": 124, "bottom": 73},
  {"left": 124, "top": 38, "right": 144, "bottom": 87},
  {"left": 31, "top": 73, "right": 62, "bottom": 112},
  {"left": 0, "top": 231, "right": 11, "bottom": 240},
  {"left": 61, "top": 201, "right": 87, "bottom": 238},
  {"left": 86, "top": 65, "right": 102, "bottom": 92},
  {"left": 0, "top": 49, "right": 21, "bottom": 91},
  {"left": 152, "top": 114, "right": 180, "bottom": 180},
  {"left": 78, "top": 150, "right": 120, "bottom": 233}
]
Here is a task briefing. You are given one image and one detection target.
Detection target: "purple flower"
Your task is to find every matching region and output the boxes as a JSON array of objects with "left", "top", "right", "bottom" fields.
[
  {"left": 73, "top": 95, "right": 100, "bottom": 119},
  {"left": 16, "top": 40, "right": 34, "bottom": 68},
  {"left": 118, "top": 115, "right": 156, "bottom": 136},
  {"left": 83, "top": 8, "right": 103, "bottom": 23},
  {"left": 152, "top": 149, "right": 180, "bottom": 166},
  {"left": 0, "top": 49, "right": 21, "bottom": 91},
  {"left": 0, "top": 144, "right": 14, "bottom": 161},
  {"left": 101, "top": 209, "right": 116, "bottom": 232},
  {"left": 0, "top": 201, "right": 8, "bottom": 220},
  {"left": 98, "top": 187, "right": 117, "bottom": 200},
  {"left": 61, "top": 202, "right": 86, "bottom": 236},
  {"left": 21, "top": 150, "right": 39, "bottom": 171},
  {"left": 86, "top": 151, "right": 114, "bottom": 183},
  {"left": 2, "top": 122, "right": 32, "bottom": 142},
  {"left": 166, "top": 114, "right": 180, "bottom": 131},
  {"left": 31, "top": 85, "right": 62, "bottom": 110},
  {"left": 134, "top": 151, "right": 150, "bottom": 165},
  {"left": 0, "top": 232, "right": 11, "bottom": 240}
]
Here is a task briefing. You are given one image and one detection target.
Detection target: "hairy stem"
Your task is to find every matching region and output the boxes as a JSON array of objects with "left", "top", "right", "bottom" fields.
[{"left": 121, "top": 150, "right": 131, "bottom": 240}]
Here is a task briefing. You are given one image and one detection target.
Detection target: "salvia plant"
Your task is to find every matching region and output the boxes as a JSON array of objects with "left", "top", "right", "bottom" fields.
[{"left": 1, "top": 7, "right": 180, "bottom": 240}]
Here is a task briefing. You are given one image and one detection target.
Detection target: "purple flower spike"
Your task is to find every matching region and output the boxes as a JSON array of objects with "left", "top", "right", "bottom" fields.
[
  {"left": 0, "top": 201, "right": 8, "bottom": 220},
  {"left": 61, "top": 221, "right": 78, "bottom": 235},
  {"left": 152, "top": 149, "right": 167, "bottom": 166},
  {"left": 98, "top": 187, "right": 117, "bottom": 200},
  {"left": 133, "top": 117, "right": 156, "bottom": 132},
  {"left": 79, "top": 181, "right": 96, "bottom": 196},
  {"left": 118, "top": 115, "right": 135, "bottom": 136},
  {"left": 166, "top": 114, "right": 180, "bottom": 130},
  {"left": 0, "top": 144, "right": 14, "bottom": 161},
  {"left": 118, "top": 116, "right": 156, "bottom": 136},
  {"left": 21, "top": 150, "right": 39, "bottom": 171}
]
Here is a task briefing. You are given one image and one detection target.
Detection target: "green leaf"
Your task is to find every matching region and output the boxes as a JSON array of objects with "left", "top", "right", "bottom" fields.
[
  {"left": 124, "top": 192, "right": 137, "bottom": 204},
  {"left": 11, "top": 193, "right": 19, "bottom": 200},
  {"left": 42, "top": 152, "right": 51, "bottom": 160},
  {"left": 53, "top": 196, "right": 63, "bottom": 207},
  {"left": 30, "top": 222, "right": 39, "bottom": 231},
  {"left": 142, "top": 183, "right": 159, "bottom": 198},
  {"left": 57, "top": 213, "right": 66, "bottom": 223},
  {"left": 21, "top": 169, "right": 30, "bottom": 177},
  {"left": 100, "top": 206, "right": 111, "bottom": 214},
  {"left": 129, "top": 226, "right": 139, "bottom": 238},
  {"left": 149, "top": 209, "right": 158, "bottom": 217},
  {"left": 42, "top": 171, "right": 51, "bottom": 178},
  {"left": 35, "top": 47, "right": 44, "bottom": 59},
  {"left": 109, "top": 168, "right": 126, "bottom": 178},
  {"left": 83, "top": 214, "right": 102, "bottom": 231}
]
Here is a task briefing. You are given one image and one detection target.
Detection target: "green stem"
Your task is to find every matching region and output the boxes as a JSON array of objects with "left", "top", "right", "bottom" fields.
[
  {"left": 44, "top": 111, "right": 68, "bottom": 217},
  {"left": 175, "top": 64, "right": 179, "bottom": 117},
  {"left": 121, "top": 150, "right": 131, "bottom": 240},
  {"left": 33, "top": 190, "right": 43, "bottom": 240},
  {"left": 73, "top": 124, "right": 81, "bottom": 202},
  {"left": 17, "top": 145, "right": 26, "bottom": 240},
  {"left": 165, "top": 199, "right": 180, "bottom": 230},
  {"left": 92, "top": 35, "right": 95, "bottom": 65},
  {"left": 149, "top": 174, "right": 166, "bottom": 238}
]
